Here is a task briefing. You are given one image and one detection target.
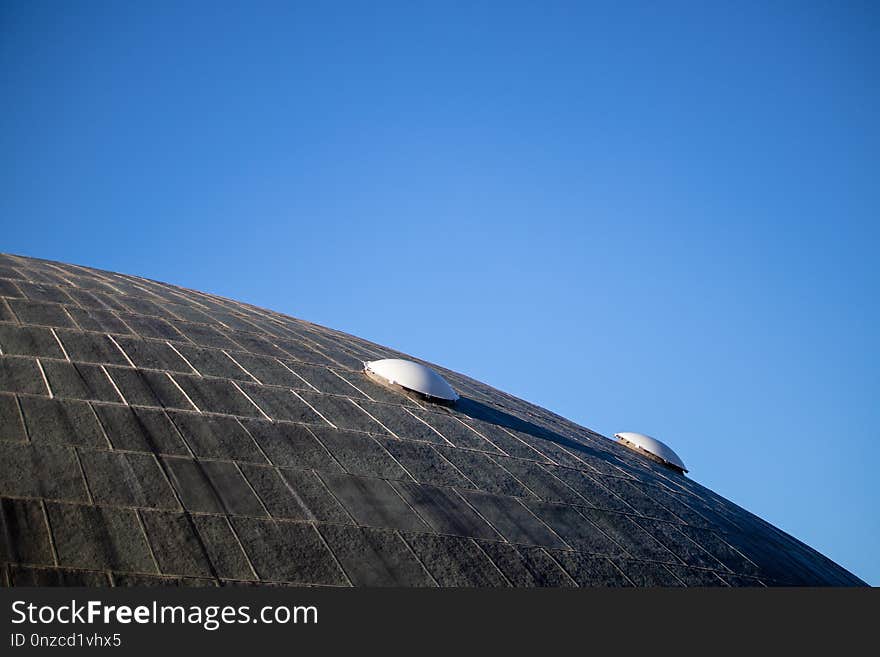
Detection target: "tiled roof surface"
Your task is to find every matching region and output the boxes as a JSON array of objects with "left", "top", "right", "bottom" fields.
[{"left": 0, "top": 254, "right": 865, "bottom": 586}]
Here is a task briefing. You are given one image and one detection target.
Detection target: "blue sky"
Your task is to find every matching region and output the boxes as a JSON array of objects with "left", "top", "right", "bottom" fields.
[{"left": 2, "top": 1, "right": 877, "bottom": 584}]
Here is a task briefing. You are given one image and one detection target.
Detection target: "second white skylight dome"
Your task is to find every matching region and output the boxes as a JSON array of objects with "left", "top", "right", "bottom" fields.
[{"left": 364, "top": 359, "right": 459, "bottom": 403}]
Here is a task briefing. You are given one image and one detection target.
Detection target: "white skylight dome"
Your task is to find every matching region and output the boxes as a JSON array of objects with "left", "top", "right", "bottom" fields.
[
  {"left": 364, "top": 359, "right": 459, "bottom": 403},
  {"left": 614, "top": 432, "right": 688, "bottom": 474}
]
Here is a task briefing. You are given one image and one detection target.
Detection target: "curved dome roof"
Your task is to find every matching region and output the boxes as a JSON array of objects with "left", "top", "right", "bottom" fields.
[{"left": 0, "top": 253, "right": 865, "bottom": 587}]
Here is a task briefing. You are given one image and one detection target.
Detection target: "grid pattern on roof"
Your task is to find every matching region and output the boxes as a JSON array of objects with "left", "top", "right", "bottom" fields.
[{"left": 0, "top": 253, "right": 865, "bottom": 587}]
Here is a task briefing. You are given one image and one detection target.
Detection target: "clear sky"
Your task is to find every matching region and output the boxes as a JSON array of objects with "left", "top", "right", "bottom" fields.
[{"left": 2, "top": 1, "right": 877, "bottom": 584}]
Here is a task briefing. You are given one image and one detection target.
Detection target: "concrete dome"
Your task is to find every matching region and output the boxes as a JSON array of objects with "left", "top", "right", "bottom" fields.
[{"left": 0, "top": 253, "right": 865, "bottom": 586}]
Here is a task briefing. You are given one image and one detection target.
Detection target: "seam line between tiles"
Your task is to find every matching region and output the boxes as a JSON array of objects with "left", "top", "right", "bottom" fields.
[
  {"left": 133, "top": 509, "right": 162, "bottom": 576},
  {"left": 311, "top": 524, "right": 354, "bottom": 588},
  {"left": 106, "top": 334, "right": 137, "bottom": 368},
  {"left": 49, "top": 329, "right": 71, "bottom": 361},
  {"left": 100, "top": 365, "right": 128, "bottom": 405},
  {"left": 469, "top": 537, "right": 514, "bottom": 586},
  {"left": 72, "top": 447, "right": 95, "bottom": 505},
  {"left": 222, "top": 516, "right": 260, "bottom": 582},
  {"left": 34, "top": 358, "right": 53, "bottom": 398},
  {"left": 393, "top": 531, "right": 440, "bottom": 587},
  {"left": 233, "top": 418, "right": 274, "bottom": 467},
  {"left": 223, "top": 351, "right": 261, "bottom": 384},
  {"left": 165, "top": 373, "right": 201, "bottom": 413},
  {"left": 346, "top": 398, "right": 399, "bottom": 438},
  {"left": 230, "top": 380, "right": 272, "bottom": 421},
  {"left": 291, "top": 390, "right": 336, "bottom": 429},
  {"left": 274, "top": 359, "right": 319, "bottom": 392},
  {"left": 165, "top": 341, "right": 200, "bottom": 376},
  {"left": 39, "top": 500, "right": 60, "bottom": 567}
]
